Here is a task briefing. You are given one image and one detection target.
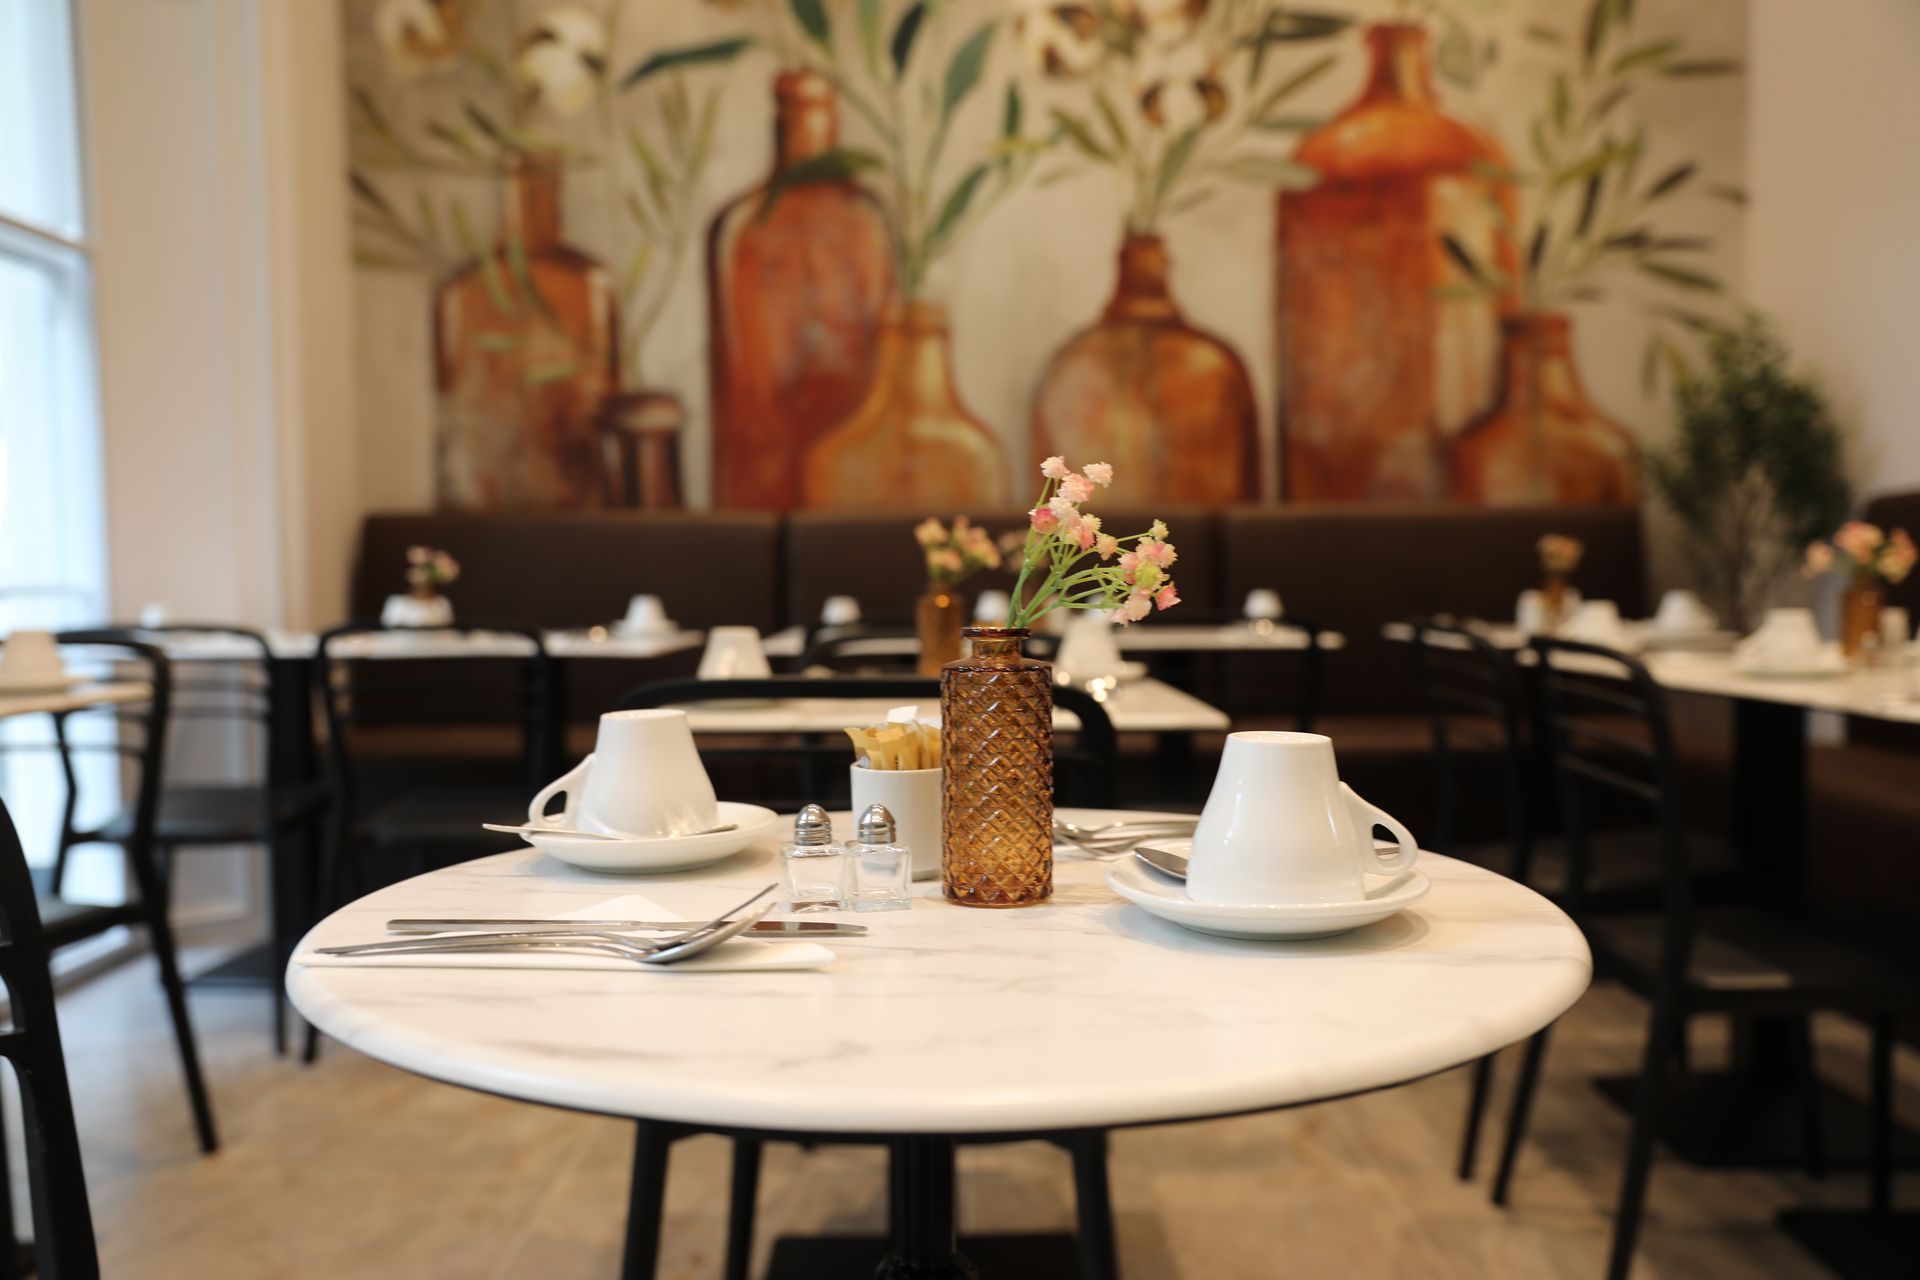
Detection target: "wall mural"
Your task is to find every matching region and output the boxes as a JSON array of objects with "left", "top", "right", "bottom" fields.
[{"left": 343, "top": 0, "right": 1745, "bottom": 512}]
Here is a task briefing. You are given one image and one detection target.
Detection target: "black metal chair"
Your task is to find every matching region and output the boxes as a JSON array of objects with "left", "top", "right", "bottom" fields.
[
  {"left": 1496, "top": 637, "right": 1920, "bottom": 1280},
  {"left": 54, "top": 625, "right": 327, "bottom": 1056},
  {"left": 303, "top": 621, "right": 556, "bottom": 1062},
  {"left": 33, "top": 630, "right": 218, "bottom": 1153},
  {"left": 610, "top": 673, "right": 1120, "bottom": 1280},
  {"left": 0, "top": 796, "right": 97, "bottom": 1278}
]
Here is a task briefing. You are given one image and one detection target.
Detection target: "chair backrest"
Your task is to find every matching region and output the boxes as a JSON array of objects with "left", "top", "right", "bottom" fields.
[
  {"left": 1528, "top": 637, "right": 1692, "bottom": 943},
  {"left": 49, "top": 631, "right": 172, "bottom": 877},
  {"left": 0, "top": 797, "right": 97, "bottom": 1276},
  {"left": 616, "top": 675, "right": 1119, "bottom": 809},
  {"left": 1408, "top": 618, "right": 1530, "bottom": 867},
  {"left": 129, "top": 623, "right": 276, "bottom": 781},
  {"left": 313, "top": 621, "right": 556, "bottom": 817},
  {"left": 797, "top": 627, "right": 919, "bottom": 674}
]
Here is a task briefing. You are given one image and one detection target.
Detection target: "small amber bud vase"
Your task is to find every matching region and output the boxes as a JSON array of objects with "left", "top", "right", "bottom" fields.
[
  {"left": 940, "top": 626, "right": 1054, "bottom": 907},
  {"left": 916, "top": 589, "right": 966, "bottom": 677},
  {"left": 1841, "top": 580, "right": 1885, "bottom": 658}
]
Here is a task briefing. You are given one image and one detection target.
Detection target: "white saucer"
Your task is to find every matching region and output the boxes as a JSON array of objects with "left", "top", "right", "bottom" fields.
[
  {"left": 526, "top": 802, "right": 779, "bottom": 874},
  {"left": 614, "top": 620, "right": 682, "bottom": 641},
  {"left": 1732, "top": 650, "right": 1848, "bottom": 679},
  {"left": 0, "top": 672, "right": 82, "bottom": 695},
  {"left": 1107, "top": 852, "right": 1430, "bottom": 940}
]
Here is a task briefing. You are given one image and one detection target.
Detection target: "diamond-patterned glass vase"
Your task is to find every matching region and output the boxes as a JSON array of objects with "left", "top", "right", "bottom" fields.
[{"left": 941, "top": 626, "right": 1053, "bottom": 907}]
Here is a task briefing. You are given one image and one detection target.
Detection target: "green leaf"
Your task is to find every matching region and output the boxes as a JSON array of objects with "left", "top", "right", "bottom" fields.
[
  {"left": 1583, "top": 0, "right": 1619, "bottom": 68},
  {"left": 941, "top": 23, "right": 995, "bottom": 121},
  {"left": 891, "top": 3, "right": 926, "bottom": 73},
  {"left": 690, "top": 87, "right": 722, "bottom": 179},
  {"left": 1093, "top": 88, "right": 1130, "bottom": 153},
  {"left": 929, "top": 163, "right": 990, "bottom": 249},
  {"left": 525, "top": 361, "right": 582, "bottom": 387},
  {"left": 1638, "top": 259, "right": 1721, "bottom": 292},
  {"left": 1665, "top": 59, "right": 1743, "bottom": 77},
  {"left": 1254, "top": 52, "right": 1336, "bottom": 118},
  {"left": 1610, "top": 39, "right": 1677, "bottom": 78},
  {"left": 352, "top": 249, "right": 417, "bottom": 271},
  {"left": 1440, "top": 233, "right": 1489, "bottom": 284},
  {"left": 1527, "top": 224, "right": 1548, "bottom": 275},
  {"left": 857, "top": 0, "right": 883, "bottom": 72},
  {"left": 1238, "top": 9, "right": 1350, "bottom": 45},
  {"left": 1586, "top": 83, "right": 1630, "bottom": 125},
  {"left": 350, "top": 171, "right": 399, "bottom": 219},
  {"left": 757, "top": 146, "right": 883, "bottom": 220},
  {"left": 1576, "top": 172, "right": 1603, "bottom": 236},
  {"left": 475, "top": 331, "right": 520, "bottom": 352},
  {"left": 790, "top": 0, "right": 830, "bottom": 46},
  {"left": 1551, "top": 73, "right": 1570, "bottom": 134},
  {"left": 621, "top": 242, "right": 654, "bottom": 300},
  {"left": 1254, "top": 115, "right": 1325, "bottom": 133},
  {"left": 1165, "top": 186, "right": 1216, "bottom": 216},
  {"left": 1002, "top": 81, "right": 1024, "bottom": 139},
  {"left": 450, "top": 201, "right": 514, "bottom": 315},
  {"left": 1524, "top": 24, "right": 1564, "bottom": 47},
  {"left": 504, "top": 228, "right": 559, "bottom": 327},
  {"left": 1707, "top": 182, "right": 1748, "bottom": 206},
  {"left": 618, "top": 38, "right": 752, "bottom": 91},
  {"left": 1050, "top": 108, "right": 1114, "bottom": 162},
  {"left": 1216, "top": 154, "right": 1318, "bottom": 189},
  {"left": 1154, "top": 125, "right": 1202, "bottom": 203},
  {"left": 1435, "top": 15, "right": 1478, "bottom": 89},
  {"left": 463, "top": 102, "right": 510, "bottom": 148},
  {"left": 1644, "top": 161, "right": 1696, "bottom": 200}
]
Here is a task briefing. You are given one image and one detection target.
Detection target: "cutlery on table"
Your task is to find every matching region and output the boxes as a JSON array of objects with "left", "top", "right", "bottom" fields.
[
  {"left": 387, "top": 917, "right": 865, "bottom": 938},
  {"left": 482, "top": 821, "right": 740, "bottom": 841},
  {"left": 1134, "top": 844, "right": 1190, "bottom": 880},
  {"left": 1054, "top": 817, "right": 1198, "bottom": 858},
  {"left": 318, "top": 885, "right": 781, "bottom": 966}
]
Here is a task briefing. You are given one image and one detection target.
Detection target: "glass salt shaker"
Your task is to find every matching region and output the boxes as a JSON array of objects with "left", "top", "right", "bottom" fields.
[
  {"left": 848, "top": 803, "right": 912, "bottom": 912},
  {"left": 782, "top": 804, "right": 845, "bottom": 912}
]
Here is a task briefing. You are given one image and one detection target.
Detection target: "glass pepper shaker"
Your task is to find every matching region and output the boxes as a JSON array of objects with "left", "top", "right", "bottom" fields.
[
  {"left": 782, "top": 803, "right": 845, "bottom": 912},
  {"left": 848, "top": 803, "right": 911, "bottom": 912}
]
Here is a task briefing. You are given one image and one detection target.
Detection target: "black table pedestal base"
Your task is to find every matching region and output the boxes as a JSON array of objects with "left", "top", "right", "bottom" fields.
[
  {"left": 1594, "top": 1074, "right": 1920, "bottom": 1170},
  {"left": 766, "top": 1234, "right": 1080, "bottom": 1280},
  {"left": 1778, "top": 1210, "right": 1920, "bottom": 1280}
]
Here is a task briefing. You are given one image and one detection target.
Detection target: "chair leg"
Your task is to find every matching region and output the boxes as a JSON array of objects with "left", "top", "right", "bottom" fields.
[
  {"left": 1491, "top": 1027, "right": 1552, "bottom": 1207},
  {"left": 302, "top": 814, "right": 353, "bottom": 1065},
  {"left": 1458, "top": 1055, "right": 1496, "bottom": 1181},
  {"left": 1605, "top": 999, "right": 1683, "bottom": 1280},
  {"left": 1870, "top": 1013, "right": 1894, "bottom": 1220},
  {"left": 724, "top": 1138, "right": 762, "bottom": 1280},
  {"left": 620, "top": 1122, "right": 677, "bottom": 1280},
  {"left": 1067, "top": 1130, "right": 1119, "bottom": 1280},
  {"left": 1795, "top": 1017, "right": 1826, "bottom": 1181},
  {"left": 266, "top": 827, "right": 291, "bottom": 1058},
  {"left": 140, "top": 879, "right": 219, "bottom": 1153}
]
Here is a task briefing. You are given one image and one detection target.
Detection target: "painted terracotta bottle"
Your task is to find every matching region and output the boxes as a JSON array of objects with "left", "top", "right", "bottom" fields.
[
  {"left": 803, "top": 301, "right": 1008, "bottom": 509},
  {"left": 708, "top": 71, "right": 894, "bottom": 509},
  {"left": 1277, "top": 22, "right": 1514, "bottom": 501},
  {"left": 1448, "top": 312, "right": 1638, "bottom": 505},
  {"left": 433, "top": 154, "right": 618, "bottom": 509},
  {"left": 1030, "top": 232, "right": 1260, "bottom": 504}
]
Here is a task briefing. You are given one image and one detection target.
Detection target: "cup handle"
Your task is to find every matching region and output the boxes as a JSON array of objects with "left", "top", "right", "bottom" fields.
[
  {"left": 529, "top": 755, "right": 593, "bottom": 827},
  {"left": 1341, "top": 783, "right": 1419, "bottom": 874}
]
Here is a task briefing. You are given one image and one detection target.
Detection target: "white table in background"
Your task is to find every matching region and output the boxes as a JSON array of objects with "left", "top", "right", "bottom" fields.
[
  {"left": 764, "top": 620, "right": 1345, "bottom": 660},
  {"left": 0, "top": 682, "right": 149, "bottom": 722},
  {"left": 288, "top": 807, "right": 1588, "bottom": 1277},
  {"left": 675, "top": 677, "right": 1229, "bottom": 736},
  {"left": 153, "top": 628, "right": 703, "bottom": 664}
]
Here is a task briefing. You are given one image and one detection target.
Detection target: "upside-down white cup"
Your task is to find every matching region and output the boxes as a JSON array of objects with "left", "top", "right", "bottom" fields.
[
  {"left": 1243, "top": 588, "right": 1284, "bottom": 621},
  {"left": 528, "top": 709, "right": 718, "bottom": 839},
  {"left": 1739, "top": 607, "right": 1823, "bottom": 669},
  {"left": 1186, "top": 731, "right": 1419, "bottom": 906},
  {"left": 0, "top": 631, "right": 65, "bottom": 685},
  {"left": 621, "top": 594, "right": 672, "bottom": 634},
  {"left": 821, "top": 595, "right": 862, "bottom": 627},
  {"left": 1056, "top": 612, "right": 1126, "bottom": 682},
  {"left": 698, "top": 626, "right": 772, "bottom": 679}
]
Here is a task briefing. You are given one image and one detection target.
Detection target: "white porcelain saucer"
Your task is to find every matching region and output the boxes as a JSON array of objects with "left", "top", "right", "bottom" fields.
[
  {"left": 1107, "top": 848, "right": 1430, "bottom": 940},
  {"left": 526, "top": 801, "right": 779, "bottom": 875},
  {"left": 614, "top": 620, "right": 682, "bottom": 641}
]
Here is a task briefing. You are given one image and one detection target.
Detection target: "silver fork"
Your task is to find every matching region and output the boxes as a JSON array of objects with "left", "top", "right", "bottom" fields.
[
  {"left": 1054, "top": 818, "right": 1197, "bottom": 859},
  {"left": 316, "top": 885, "right": 779, "bottom": 966}
]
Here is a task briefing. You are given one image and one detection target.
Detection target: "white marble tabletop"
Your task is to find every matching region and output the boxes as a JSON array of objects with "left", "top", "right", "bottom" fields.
[
  {"left": 287, "top": 808, "right": 1589, "bottom": 1136},
  {"left": 152, "top": 628, "right": 702, "bottom": 663},
  {"left": 763, "top": 621, "right": 1345, "bottom": 660},
  {"left": 0, "top": 681, "right": 149, "bottom": 721},
  {"left": 674, "top": 677, "right": 1229, "bottom": 735},
  {"left": 1381, "top": 621, "right": 1920, "bottom": 724}
]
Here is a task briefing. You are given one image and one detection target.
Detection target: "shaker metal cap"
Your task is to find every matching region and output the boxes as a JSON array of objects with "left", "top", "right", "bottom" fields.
[
  {"left": 793, "top": 803, "right": 834, "bottom": 846},
  {"left": 856, "top": 803, "right": 896, "bottom": 844}
]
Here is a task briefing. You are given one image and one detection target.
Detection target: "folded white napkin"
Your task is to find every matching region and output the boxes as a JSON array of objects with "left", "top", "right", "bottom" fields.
[{"left": 295, "top": 893, "right": 835, "bottom": 974}]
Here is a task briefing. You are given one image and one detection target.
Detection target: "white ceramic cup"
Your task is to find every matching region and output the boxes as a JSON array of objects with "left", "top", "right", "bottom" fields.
[
  {"left": 698, "top": 626, "right": 772, "bottom": 679},
  {"left": 1187, "top": 731, "right": 1419, "bottom": 907},
  {"left": 1243, "top": 588, "right": 1284, "bottom": 621},
  {"left": 1056, "top": 612, "right": 1125, "bottom": 680},
  {"left": 820, "top": 595, "right": 862, "bottom": 627},
  {"left": 851, "top": 763, "right": 942, "bottom": 881},
  {"left": 1743, "top": 607, "right": 1822, "bottom": 667},
  {"left": 1879, "top": 607, "right": 1911, "bottom": 651},
  {"left": 1566, "top": 599, "right": 1627, "bottom": 648},
  {"left": 529, "top": 709, "right": 718, "bottom": 839},
  {"left": 0, "top": 631, "right": 64, "bottom": 683},
  {"left": 622, "top": 594, "right": 671, "bottom": 633},
  {"left": 1654, "top": 589, "right": 1716, "bottom": 633},
  {"left": 973, "top": 589, "right": 1011, "bottom": 625}
]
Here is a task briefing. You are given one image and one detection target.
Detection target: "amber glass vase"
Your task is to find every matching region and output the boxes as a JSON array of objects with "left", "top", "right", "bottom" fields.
[
  {"left": 916, "top": 589, "right": 965, "bottom": 676},
  {"left": 1278, "top": 22, "right": 1514, "bottom": 501},
  {"left": 804, "top": 302, "right": 1009, "bottom": 509},
  {"left": 1447, "top": 312, "right": 1638, "bottom": 505},
  {"left": 941, "top": 627, "right": 1053, "bottom": 907},
  {"left": 433, "top": 153, "right": 618, "bottom": 510},
  {"left": 595, "top": 389, "right": 685, "bottom": 509},
  {"left": 708, "top": 71, "right": 894, "bottom": 510},
  {"left": 1841, "top": 580, "right": 1885, "bottom": 658},
  {"left": 1031, "top": 233, "right": 1259, "bottom": 504}
]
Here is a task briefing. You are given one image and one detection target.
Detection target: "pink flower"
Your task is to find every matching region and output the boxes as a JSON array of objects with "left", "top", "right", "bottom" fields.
[
  {"left": 1084, "top": 461, "right": 1113, "bottom": 487},
  {"left": 1095, "top": 534, "right": 1120, "bottom": 560},
  {"left": 1073, "top": 522, "right": 1098, "bottom": 551},
  {"left": 1148, "top": 519, "right": 1169, "bottom": 541},
  {"left": 915, "top": 517, "right": 947, "bottom": 548},
  {"left": 1030, "top": 506, "right": 1060, "bottom": 534},
  {"left": 1155, "top": 583, "right": 1180, "bottom": 611},
  {"left": 1047, "top": 493, "right": 1080, "bottom": 521},
  {"left": 1884, "top": 529, "right": 1917, "bottom": 583},
  {"left": 1117, "top": 593, "right": 1153, "bottom": 623},
  {"left": 1139, "top": 538, "right": 1177, "bottom": 567},
  {"left": 1835, "top": 521, "right": 1885, "bottom": 565},
  {"left": 1058, "top": 473, "right": 1095, "bottom": 504},
  {"left": 1803, "top": 541, "right": 1835, "bottom": 577},
  {"left": 407, "top": 544, "right": 432, "bottom": 565},
  {"left": 1118, "top": 551, "right": 1140, "bottom": 574},
  {"left": 931, "top": 548, "right": 965, "bottom": 575},
  {"left": 1041, "top": 456, "right": 1071, "bottom": 481}
]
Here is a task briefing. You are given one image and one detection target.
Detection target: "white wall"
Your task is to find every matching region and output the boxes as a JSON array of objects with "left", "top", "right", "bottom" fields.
[{"left": 1746, "top": 0, "right": 1920, "bottom": 500}]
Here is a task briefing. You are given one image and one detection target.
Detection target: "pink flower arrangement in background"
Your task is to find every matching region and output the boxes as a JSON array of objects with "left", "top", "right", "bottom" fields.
[
  {"left": 1804, "top": 522, "right": 1915, "bottom": 584},
  {"left": 914, "top": 516, "right": 1004, "bottom": 588},
  {"left": 1007, "top": 457, "right": 1179, "bottom": 628},
  {"left": 1537, "top": 533, "right": 1585, "bottom": 577},
  {"left": 405, "top": 544, "right": 460, "bottom": 592}
]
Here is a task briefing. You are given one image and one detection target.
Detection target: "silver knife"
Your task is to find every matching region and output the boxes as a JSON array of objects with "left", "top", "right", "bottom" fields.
[{"left": 387, "top": 917, "right": 866, "bottom": 938}]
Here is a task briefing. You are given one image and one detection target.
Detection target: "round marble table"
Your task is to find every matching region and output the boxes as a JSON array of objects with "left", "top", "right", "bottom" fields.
[{"left": 288, "top": 809, "right": 1589, "bottom": 1277}]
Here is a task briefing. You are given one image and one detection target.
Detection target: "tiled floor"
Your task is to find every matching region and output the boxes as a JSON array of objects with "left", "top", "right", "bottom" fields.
[{"left": 48, "top": 949, "right": 1918, "bottom": 1279}]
